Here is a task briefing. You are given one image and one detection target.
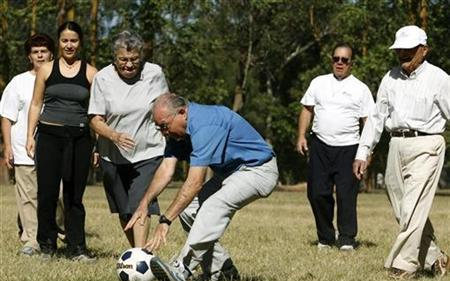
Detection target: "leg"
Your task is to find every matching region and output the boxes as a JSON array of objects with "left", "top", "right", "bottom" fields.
[
  {"left": 127, "top": 158, "right": 162, "bottom": 247},
  {"left": 64, "top": 133, "right": 92, "bottom": 254},
  {"left": 177, "top": 197, "right": 236, "bottom": 280},
  {"left": 35, "top": 132, "right": 63, "bottom": 253},
  {"left": 185, "top": 158, "right": 278, "bottom": 273},
  {"left": 385, "top": 136, "right": 445, "bottom": 273},
  {"left": 307, "top": 136, "right": 335, "bottom": 245},
  {"left": 56, "top": 182, "right": 66, "bottom": 242},
  {"left": 14, "top": 166, "right": 39, "bottom": 251},
  {"left": 334, "top": 144, "right": 359, "bottom": 247}
]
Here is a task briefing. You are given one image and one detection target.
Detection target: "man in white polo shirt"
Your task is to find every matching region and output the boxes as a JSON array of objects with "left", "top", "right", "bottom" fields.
[
  {"left": 353, "top": 25, "right": 450, "bottom": 279},
  {"left": 297, "top": 42, "right": 374, "bottom": 251}
]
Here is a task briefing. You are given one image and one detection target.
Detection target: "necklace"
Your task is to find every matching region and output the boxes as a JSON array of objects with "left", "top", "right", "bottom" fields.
[{"left": 61, "top": 59, "right": 77, "bottom": 69}]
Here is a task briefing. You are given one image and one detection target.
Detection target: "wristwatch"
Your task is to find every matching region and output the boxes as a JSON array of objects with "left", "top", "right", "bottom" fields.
[{"left": 159, "top": 214, "right": 172, "bottom": 226}]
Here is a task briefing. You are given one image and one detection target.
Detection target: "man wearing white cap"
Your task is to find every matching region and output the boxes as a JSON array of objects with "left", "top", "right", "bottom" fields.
[{"left": 353, "top": 25, "right": 450, "bottom": 279}]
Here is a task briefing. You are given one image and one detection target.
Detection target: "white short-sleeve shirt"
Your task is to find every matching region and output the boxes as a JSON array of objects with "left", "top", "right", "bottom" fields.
[
  {"left": 0, "top": 71, "right": 35, "bottom": 165},
  {"left": 301, "top": 74, "right": 374, "bottom": 146},
  {"left": 88, "top": 62, "right": 169, "bottom": 164}
]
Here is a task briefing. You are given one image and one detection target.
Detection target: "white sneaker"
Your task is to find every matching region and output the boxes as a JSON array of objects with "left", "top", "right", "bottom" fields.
[
  {"left": 339, "top": 245, "right": 355, "bottom": 251},
  {"left": 150, "top": 256, "right": 187, "bottom": 281},
  {"left": 317, "top": 242, "right": 332, "bottom": 250}
]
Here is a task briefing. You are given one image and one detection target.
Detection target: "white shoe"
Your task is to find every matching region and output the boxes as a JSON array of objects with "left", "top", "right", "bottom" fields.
[
  {"left": 339, "top": 245, "right": 355, "bottom": 251},
  {"left": 317, "top": 242, "right": 332, "bottom": 250},
  {"left": 150, "top": 256, "right": 186, "bottom": 281}
]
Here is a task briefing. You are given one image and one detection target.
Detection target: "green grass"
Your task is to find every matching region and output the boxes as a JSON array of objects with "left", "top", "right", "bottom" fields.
[{"left": 0, "top": 185, "right": 449, "bottom": 281}]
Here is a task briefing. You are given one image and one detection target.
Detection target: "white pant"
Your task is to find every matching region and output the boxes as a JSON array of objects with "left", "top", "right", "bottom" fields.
[
  {"left": 384, "top": 135, "right": 445, "bottom": 272},
  {"left": 179, "top": 158, "right": 278, "bottom": 275}
]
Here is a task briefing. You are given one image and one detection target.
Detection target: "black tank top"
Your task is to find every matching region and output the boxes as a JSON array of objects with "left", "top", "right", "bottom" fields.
[{"left": 40, "top": 59, "right": 90, "bottom": 127}]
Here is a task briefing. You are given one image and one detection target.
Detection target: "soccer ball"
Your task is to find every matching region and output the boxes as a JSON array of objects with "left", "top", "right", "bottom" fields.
[{"left": 116, "top": 248, "right": 155, "bottom": 281}]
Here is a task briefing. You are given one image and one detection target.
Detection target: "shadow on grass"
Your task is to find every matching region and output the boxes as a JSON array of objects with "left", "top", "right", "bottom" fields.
[
  {"left": 240, "top": 276, "right": 278, "bottom": 281},
  {"left": 307, "top": 239, "right": 378, "bottom": 249}
]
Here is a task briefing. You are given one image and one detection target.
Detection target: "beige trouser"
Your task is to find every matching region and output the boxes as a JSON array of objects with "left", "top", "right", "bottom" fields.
[
  {"left": 14, "top": 166, "right": 39, "bottom": 249},
  {"left": 14, "top": 166, "right": 65, "bottom": 249},
  {"left": 384, "top": 135, "right": 445, "bottom": 273}
]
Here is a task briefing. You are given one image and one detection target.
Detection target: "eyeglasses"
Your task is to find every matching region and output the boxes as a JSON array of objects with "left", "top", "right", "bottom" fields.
[
  {"left": 155, "top": 110, "right": 180, "bottom": 132},
  {"left": 116, "top": 56, "right": 140, "bottom": 65},
  {"left": 332, "top": 56, "right": 351, "bottom": 64}
]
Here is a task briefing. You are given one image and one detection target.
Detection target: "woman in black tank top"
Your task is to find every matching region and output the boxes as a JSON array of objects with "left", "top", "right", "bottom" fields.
[{"left": 26, "top": 21, "right": 98, "bottom": 261}]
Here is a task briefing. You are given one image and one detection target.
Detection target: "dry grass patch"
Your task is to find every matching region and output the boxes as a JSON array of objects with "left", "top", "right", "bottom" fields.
[{"left": 0, "top": 185, "right": 449, "bottom": 281}]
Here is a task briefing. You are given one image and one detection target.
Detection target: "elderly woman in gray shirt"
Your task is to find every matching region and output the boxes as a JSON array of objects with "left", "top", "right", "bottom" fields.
[{"left": 88, "top": 30, "right": 168, "bottom": 247}]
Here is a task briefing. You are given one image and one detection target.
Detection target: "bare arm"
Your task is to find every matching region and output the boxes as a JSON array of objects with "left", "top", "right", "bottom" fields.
[
  {"left": 1, "top": 118, "right": 14, "bottom": 169},
  {"left": 163, "top": 166, "right": 207, "bottom": 221},
  {"left": 125, "top": 157, "right": 178, "bottom": 230},
  {"left": 296, "top": 105, "right": 314, "bottom": 155},
  {"left": 90, "top": 115, "right": 135, "bottom": 151},
  {"left": 145, "top": 165, "right": 208, "bottom": 251},
  {"left": 26, "top": 63, "right": 50, "bottom": 158}
]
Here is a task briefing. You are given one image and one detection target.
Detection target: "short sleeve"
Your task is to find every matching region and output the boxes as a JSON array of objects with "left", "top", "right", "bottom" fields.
[
  {"left": 300, "top": 79, "right": 317, "bottom": 106},
  {"left": 190, "top": 125, "right": 228, "bottom": 167},
  {"left": 88, "top": 74, "right": 106, "bottom": 115},
  {"left": 359, "top": 84, "right": 375, "bottom": 118},
  {"left": 0, "top": 77, "right": 21, "bottom": 122}
]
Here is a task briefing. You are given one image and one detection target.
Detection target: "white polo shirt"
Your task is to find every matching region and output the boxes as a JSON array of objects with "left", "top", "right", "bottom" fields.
[
  {"left": 301, "top": 73, "right": 374, "bottom": 146},
  {"left": 0, "top": 71, "right": 35, "bottom": 165}
]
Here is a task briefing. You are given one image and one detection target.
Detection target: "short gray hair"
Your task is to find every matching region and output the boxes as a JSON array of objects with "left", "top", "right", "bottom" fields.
[
  {"left": 112, "top": 30, "right": 144, "bottom": 58},
  {"left": 154, "top": 93, "right": 188, "bottom": 115}
]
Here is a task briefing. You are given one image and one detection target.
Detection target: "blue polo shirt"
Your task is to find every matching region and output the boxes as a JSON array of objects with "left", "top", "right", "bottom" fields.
[{"left": 164, "top": 102, "right": 274, "bottom": 174}]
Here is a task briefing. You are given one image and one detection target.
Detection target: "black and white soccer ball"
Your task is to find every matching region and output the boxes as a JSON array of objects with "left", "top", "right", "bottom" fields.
[{"left": 116, "top": 247, "right": 155, "bottom": 281}]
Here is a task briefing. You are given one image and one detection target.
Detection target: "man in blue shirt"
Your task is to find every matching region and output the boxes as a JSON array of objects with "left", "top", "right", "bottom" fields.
[{"left": 126, "top": 93, "right": 279, "bottom": 281}]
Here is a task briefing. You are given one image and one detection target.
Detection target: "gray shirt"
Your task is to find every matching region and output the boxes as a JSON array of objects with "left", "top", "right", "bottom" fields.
[{"left": 88, "top": 62, "right": 169, "bottom": 164}]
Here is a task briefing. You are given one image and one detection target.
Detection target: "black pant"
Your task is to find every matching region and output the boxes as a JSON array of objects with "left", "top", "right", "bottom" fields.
[
  {"left": 35, "top": 123, "right": 92, "bottom": 253},
  {"left": 306, "top": 134, "right": 359, "bottom": 246}
]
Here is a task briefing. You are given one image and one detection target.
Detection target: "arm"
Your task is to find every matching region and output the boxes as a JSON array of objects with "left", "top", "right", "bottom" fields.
[
  {"left": 1, "top": 118, "right": 14, "bottom": 169},
  {"left": 26, "top": 63, "right": 50, "bottom": 158},
  {"left": 125, "top": 157, "right": 178, "bottom": 230},
  {"left": 90, "top": 115, "right": 135, "bottom": 151},
  {"left": 145, "top": 165, "right": 208, "bottom": 251},
  {"left": 296, "top": 105, "right": 314, "bottom": 156}
]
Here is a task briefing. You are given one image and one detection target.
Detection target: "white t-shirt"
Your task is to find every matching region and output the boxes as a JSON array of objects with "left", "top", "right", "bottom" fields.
[
  {"left": 0, "top": 71, "right": 35, "bottom": 165},
  {"left": 301, "top": 73, "right": 374, "bottom": 146},
  {"left": 88, "top": 62, "right": 169, "bottom": 164}
]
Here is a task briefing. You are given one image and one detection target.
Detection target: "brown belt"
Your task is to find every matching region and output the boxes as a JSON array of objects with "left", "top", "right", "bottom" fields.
[{"left": 390, "top": 130, "right": 436, "bottom": 138}]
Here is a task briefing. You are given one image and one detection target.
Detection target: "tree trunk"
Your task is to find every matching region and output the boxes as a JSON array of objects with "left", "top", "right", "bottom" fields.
[
  {"left": 57, "top": 0, "right": 66, "bottom": 26},
  {"left": 89, "top": 0, "right": 99, "bottom": 67},
  {"left": 30, "top": 0, "right": 37, "bottom": 35},
  {"left": 232, "top": 11, "right": 253, "bottom": 113},
  {"left": 0, "top": 0, "right": 9, "bottom": 91},
  {"left": 419, "top": 0, "right": 428, "bottom": 31}
]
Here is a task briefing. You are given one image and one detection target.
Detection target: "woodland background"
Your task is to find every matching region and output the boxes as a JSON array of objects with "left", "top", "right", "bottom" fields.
[{"left": 0, "top": 0, "right": 449, "bottom": 186}]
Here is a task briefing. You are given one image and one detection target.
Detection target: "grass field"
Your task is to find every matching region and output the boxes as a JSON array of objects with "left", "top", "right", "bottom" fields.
[{"left": 0, "top": 184, "right": 449, "bottom": 281}]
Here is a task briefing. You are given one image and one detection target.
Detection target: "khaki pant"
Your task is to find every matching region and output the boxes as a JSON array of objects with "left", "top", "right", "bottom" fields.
[
  {"left": 14, "top": 166, "right": 39, "bottom": 249},
  {"left": 384, "top": 135, "right": 445, "bottom": 272},
  {"left": 14, "top": 166, "right": 65, "bottom": 250}
]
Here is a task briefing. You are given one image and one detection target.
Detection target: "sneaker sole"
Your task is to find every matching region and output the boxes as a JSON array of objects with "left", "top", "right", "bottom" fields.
[{"left": 150, "top": 257, "right": 181, "bottom": 281}]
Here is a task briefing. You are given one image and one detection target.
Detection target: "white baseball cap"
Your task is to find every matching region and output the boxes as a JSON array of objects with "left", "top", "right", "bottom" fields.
[{"left": 389, "top": 25, "right": 427, "bottom": 49}]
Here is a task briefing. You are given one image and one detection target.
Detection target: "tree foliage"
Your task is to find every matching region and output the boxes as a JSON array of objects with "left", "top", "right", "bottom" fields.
[{"left": 1, "top": 0, "right": 449, "bottom": 184}]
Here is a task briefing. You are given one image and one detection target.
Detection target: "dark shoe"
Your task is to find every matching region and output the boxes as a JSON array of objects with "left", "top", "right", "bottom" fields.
[
  {"left": 150, "top": 256, "right": 186, "bottom": 281},
  {"left": 68, "top": 246, "right": 96, "bottom": 262},
  {"left": 388, "top": 268, "right": 416, "bottom": 280},
  {"left": 433, "top": 253, "right": 450, "bottom": 278},
  {"left": 39, "top": 246, "right": 55, "bottom": 261},
  {"left": 71, "top": 253, "right": 96, "bottom": 263}
]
